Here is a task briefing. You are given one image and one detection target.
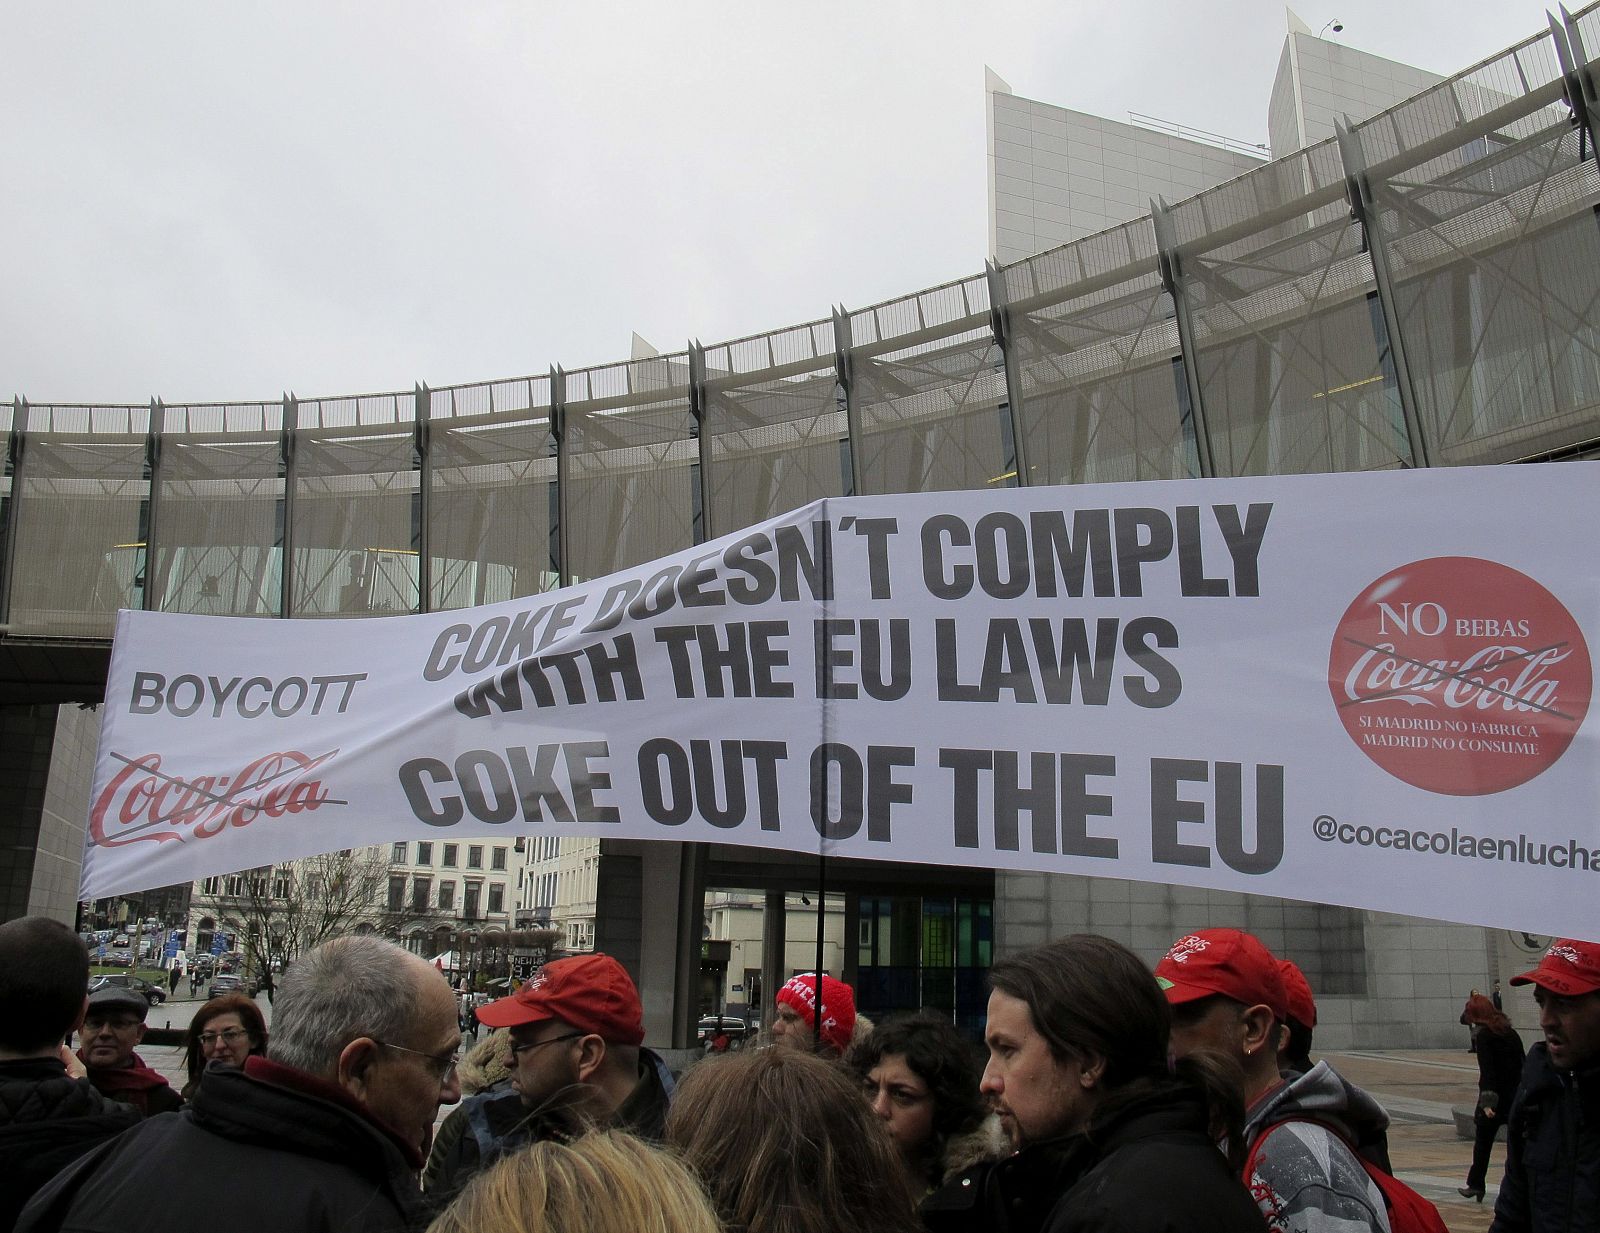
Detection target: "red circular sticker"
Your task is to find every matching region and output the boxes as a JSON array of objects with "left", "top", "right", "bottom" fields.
[{"left": 1328, "top": 557, "right": 1591, "bottom": 795}]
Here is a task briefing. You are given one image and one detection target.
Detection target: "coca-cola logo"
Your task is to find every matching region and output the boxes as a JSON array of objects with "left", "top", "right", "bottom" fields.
[
  {"left": 89, "top": 749, "right": 343, "bottom": 848},
  {"left": 1328, "top": 558, "right": 1591, "bottom": 795},
  {"left": 1164, "top": 935, "right": 1209, "bottom": 964}
]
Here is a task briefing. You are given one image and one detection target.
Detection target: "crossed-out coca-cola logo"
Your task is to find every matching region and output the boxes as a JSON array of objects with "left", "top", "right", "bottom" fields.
[
  {"left": 1328, "top": 557, "right": 1591, "bottom": 795},
  {"left": 89, "top": 749, "right": 342, "bottom": 847}
]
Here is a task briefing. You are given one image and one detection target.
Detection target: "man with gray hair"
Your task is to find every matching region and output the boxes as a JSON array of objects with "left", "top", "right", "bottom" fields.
[{"left": 19, "top": 934, "right": 461, "bottom": 1233}]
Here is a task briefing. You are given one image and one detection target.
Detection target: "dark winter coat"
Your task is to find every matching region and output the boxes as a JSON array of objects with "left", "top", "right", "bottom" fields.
[
  {"left": 17, "top": 1058, "right": 424, "bottom": 1233},
  {"left": 422, "top": 1047, "right": 674, "bottom": 1211},
  {"left": 0, "top": 1057, "right": 141, "bottom": 1233},
  {"left": 1475, "top": 1027, "right": 1527, "bottom": 1116},
  {"left": 920, "top": 1083, "right": 1267, "bottom": 1233},
  {"left": 1489, "top": 1043, "right": 1600, "bottom": 1233}
]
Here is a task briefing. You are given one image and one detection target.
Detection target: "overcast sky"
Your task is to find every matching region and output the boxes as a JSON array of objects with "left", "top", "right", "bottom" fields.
[{"left": 3, "top": 1, "right": 1556, "bottom": 405}]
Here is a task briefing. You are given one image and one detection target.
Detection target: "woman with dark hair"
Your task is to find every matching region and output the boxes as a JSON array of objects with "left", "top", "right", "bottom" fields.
[
  {"left": 180, "top": 993, "right": 267, "bottom": 1100},
  {"left": 1458, "top": 991, "right": 1525, "bottom": 1202},
  {"left": 666, "top": 1046, "right": 923, "bottom": 1233},
  {"left": 921, "top": 934, "right": 1265, "bottom": 1233},
  {"left": 846, "top": 1012, "right": 1005, "bottom": 1200}
]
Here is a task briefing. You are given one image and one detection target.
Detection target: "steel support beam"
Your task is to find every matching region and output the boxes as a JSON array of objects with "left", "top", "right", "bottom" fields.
[
  {"left": 1556, "top": 10, "right": 1600, "bottom": 167},
  {"left": 985, "top": 260, "right": 1031, "bottom": 487},
  {"left": 1335, "top": 120, "right": 1432, "bottom": 468},
  {"left": 1151, "top": 199, "right": 1217, "bottom": 478},
  {"left": 0, "top": 398, "right": 27, "bottom": 626},
  {"left": 551, "top": 366, "right": 570, "bottom": 587},
  {"left": 142, "top": 399, "right": 164, "bottom": 611},
  {"left": 414, "top": 384, "right": 432, "bottom": 613},
  {"left": 833, "top": 306, "right": 862, "bottom": 496},
  {"left": 279, "top": 394, "right": 298, "bottom": 619},
  {"left": 688, "top": 342, "right": 713, "bottom": 544}
]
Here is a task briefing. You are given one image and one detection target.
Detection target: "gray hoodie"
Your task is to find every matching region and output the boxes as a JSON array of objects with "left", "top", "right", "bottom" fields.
[{"left": 1243, "top": 1060, "right": 1393, "bottom": 1233}]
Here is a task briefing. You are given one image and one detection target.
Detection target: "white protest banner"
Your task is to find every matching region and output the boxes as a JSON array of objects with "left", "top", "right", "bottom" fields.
[{"left": 83, "top": 463, "right": 1600, "bottom": 939}]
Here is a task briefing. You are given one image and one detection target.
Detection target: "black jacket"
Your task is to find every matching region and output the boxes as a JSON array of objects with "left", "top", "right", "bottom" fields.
[
  {"left": 921, "top": 1083, "right": 1266, "bottom": 1233},
  {"left": 0, "top": 1057, "right": 141, "bottom": 1233},
  {"left": 1476, "top": 1028, "right": 1527, "bottom": 1114},
  {"left": 17, "top": 1059, "right": 424, "bottom": 1233},
  {"left": 423, "top": 1047, "right": 674, "bottom": 1212},
  {"left": 1490, "top": 1043, "right": 1600, "bottom": 1233}
]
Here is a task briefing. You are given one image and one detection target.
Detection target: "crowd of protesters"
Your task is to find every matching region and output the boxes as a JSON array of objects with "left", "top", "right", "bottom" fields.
[{"left": 0, "top": 911, "right": 1595, "bottom": 1233}]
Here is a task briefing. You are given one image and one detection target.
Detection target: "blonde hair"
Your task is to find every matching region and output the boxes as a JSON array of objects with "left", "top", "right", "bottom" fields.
[{"left": 425, "top": 1130, "right": 720, "bottom": 1233}]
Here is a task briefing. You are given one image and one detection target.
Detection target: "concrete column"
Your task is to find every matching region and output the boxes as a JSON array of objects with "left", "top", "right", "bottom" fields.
[
  {"left": 760, "top": 889, "right": 787, "bottom": 1027},
  {"left": 591, "top": 839, "right": 704, "bottom": 1050}
]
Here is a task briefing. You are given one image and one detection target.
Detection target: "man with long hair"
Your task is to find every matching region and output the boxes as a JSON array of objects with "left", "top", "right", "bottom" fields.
[{"left": 922, "top": 934, "right": 1264, "bottom": 1232}]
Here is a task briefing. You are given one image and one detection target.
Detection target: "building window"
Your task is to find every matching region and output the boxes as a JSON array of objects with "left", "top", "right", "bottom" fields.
[
  {"left": 416, "top": 842, "right": 432, "bottom": 866},
  {"left": 273, "top": 873, "right": 291, "bottom": 899},
  {"left": 201, "top": 877, "right": 220, "bottom": 895},
  {"left": 438, "top": 881, "right": 455, "bottom": 911},
  {"left": 225, "top": 875, "right": 244, "bottom": 897},
  {"left": 442, "top": 844, "right": 458, "bottom": 868},
  {"left": 464, "top": 884, "right": 481, "bottom": 918},
  {"left": 411, "top": 877, "right": 431, "bottom": 911},
  {"left": 488, "top": 884, "right": 505, "bottom": 913},
  {"left": 388, "top": 876, "right": 406, "bottom": 912},
  {"left": 468, "top": 845, "right": 483, "bottom": 870},
  {"left": 492, "top": 847, "right": 507, "bottom": 871},
  {"left": 391, "top": 842, "right": 407, "bottom": 863}
]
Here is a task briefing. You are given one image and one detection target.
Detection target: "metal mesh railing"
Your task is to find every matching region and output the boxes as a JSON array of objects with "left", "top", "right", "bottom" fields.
[{"left": 9, "top": 12, "right": 1600, "bottom": 633}]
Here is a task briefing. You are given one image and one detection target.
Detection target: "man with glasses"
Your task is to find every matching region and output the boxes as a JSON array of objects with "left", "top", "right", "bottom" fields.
[
  {"left": 423, "top": 952, "right": 674, "bottom": 1207},
  {"left": 77, "top": 985, "right": 184, "bottom": 1116},
  {"left": 20, "top": 935, "right": 460, "bottom": 1233}
]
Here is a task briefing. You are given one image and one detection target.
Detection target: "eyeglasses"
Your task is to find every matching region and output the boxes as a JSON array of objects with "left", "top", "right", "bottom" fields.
[
  {"left": 198, "top": 1028, "right": 250, "bottom": 1047},
  {"left": 84, "top": 1017, "right": 143, "bottom": 1033},
  {"left": 374, "top": 1038, "right": 460, "bottom": 1084},
  {"left": 509, "top": 1031, "right": 584, "bottom": 1058}
]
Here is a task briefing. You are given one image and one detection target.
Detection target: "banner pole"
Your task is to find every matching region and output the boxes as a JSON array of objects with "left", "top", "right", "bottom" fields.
[{"left": 813, "top": 850, "right": 826, "bottom": 1049}]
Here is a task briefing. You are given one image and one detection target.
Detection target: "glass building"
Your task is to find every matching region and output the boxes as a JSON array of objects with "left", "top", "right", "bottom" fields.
[{"left": 3, "top": 9, "right": 1597, "bottom": 1046}]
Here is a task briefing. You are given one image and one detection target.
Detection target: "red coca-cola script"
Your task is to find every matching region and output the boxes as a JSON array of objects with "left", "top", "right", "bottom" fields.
[
  {"left": 89, "top": 749, "right": 341, "bottom": 847},
  {"left": 1328, "top": 558, "right": 1591, "bottom": 795}
]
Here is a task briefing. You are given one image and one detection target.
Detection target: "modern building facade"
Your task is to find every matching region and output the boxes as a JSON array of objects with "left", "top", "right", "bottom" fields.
[{"left": 3, "top": 7, "right": 1597, "bottom": 1047}]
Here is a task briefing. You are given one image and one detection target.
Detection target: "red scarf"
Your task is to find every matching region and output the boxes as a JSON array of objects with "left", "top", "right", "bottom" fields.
[{"left": 78, "top": 1049, "right": 175, "bottom": 1114}]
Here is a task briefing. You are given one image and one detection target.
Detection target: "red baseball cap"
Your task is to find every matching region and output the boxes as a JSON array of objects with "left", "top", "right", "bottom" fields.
[
  {"left": 477, "top": 953, "right": 645, "bottom": 1045},
  {"left": 1510, "top": 938, "right": 1600, "bottom": 997},
  {"left": 1155, "top": 929, "right": 1288, "bottom": 1020},
  {"left": 1278, "top": 959, "right": 1317, "bottom": 1029}
]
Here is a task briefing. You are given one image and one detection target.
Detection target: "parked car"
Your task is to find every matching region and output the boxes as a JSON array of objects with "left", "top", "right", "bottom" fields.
[
  {"left": 696, "top": 1015, "right": 751, "bottom": 1044},
  {"left": 88, "top": 973, "right": 166, "bottom": 1006},
  {"left": 103, "top": 949, "right": 134, "bottom": 968},
  {"left": 207, "top": 974, "right": 245, "bottom": 1000}
]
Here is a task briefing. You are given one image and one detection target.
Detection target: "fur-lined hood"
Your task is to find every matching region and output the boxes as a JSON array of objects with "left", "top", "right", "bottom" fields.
[
  {"left": 935, "top": 1113, "right": 1010, "bottom": 1189},
  {"left": 457, "top": 1030, "right": 515, "bottom": 1095}
]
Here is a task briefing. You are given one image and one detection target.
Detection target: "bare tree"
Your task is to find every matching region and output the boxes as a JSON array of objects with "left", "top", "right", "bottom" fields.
[{"left": 192, "top": 847, "right": 395, "bottom": 1001}]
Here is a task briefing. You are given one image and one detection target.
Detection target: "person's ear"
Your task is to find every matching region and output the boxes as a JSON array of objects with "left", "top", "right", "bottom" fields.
[
  {"left": 132, "top": 1022, "right": 147, "bottom": 1047},
  {"left": 574, "top": 1034, "right": 607, "bottom": 1083},
  {"left": 1077, "top": 1049, "right": 1107, "bottom": 1090},
  {"left": 1241, "top": 1005, "right": 1277, "bottom": 1058},
  {"left": 337, "top": 1037, "right": 382, "bottom": 1099}
]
